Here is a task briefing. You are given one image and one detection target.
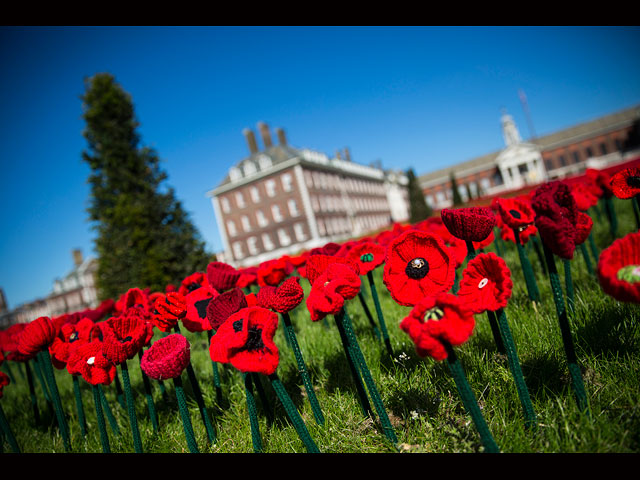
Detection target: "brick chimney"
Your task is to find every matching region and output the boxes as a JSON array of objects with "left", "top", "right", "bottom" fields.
[
  {"left": 257, "top": 121, "right": 273, "bottom": 149},
  {"left": 275, "top": 127, "right": 287, "bottom": 146},
  {"left": 344, "top": 147, "right": 351, "bottom": 162},
  {"left": 243, "top": 128, "right": 259, "bottom": 155},
  {"left": 72, "top": 248, "right": 83, "bottom": 267}
]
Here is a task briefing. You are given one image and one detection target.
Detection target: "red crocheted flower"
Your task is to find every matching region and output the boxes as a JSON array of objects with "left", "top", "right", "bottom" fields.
[
  {"left": 115, "top": 287, "right": 149, "bottom": 315},
  {"left": 236, "top": 266, "right": 259, "bottom": 289},
  {"left": 153, "top": 292, "right": 187, "bottom": 332},
  {"left": 17, "top": 316, "right": 59, "bottom": 359},
  {"left": 609, "top": 167, "right": 640, "bottom": 200},
  {"left": 441, "top": 207, "right": 496, "bottom": 243},
  {"left": 257, "top": 258, "right": 291, "bottom": 287},
  {"left": 302, "top": 254, "right": 360, "bottom": 286},
  {"left": 178, "top": 271, "right": 209, "bottom": 296},
  {"left": 206, "top": 287, "right": 248, "bottom": 331},
  {"left": 496, "top": 196, "right": 535, "bottom": 230},
  {"left": 101, "top": 308, "right": 149, "bottom": 364},
  {"left": 209, "top": 306, "right": 280, "bottom": 376},
  {"left": 1, "top": 323, "right": 30, "bottom": 362},
  {"left": 306, "top": 263, "right": 362, "bottom": 322},
  {"left": 140, "top": 334, "right": 191, "bottom": 381},
  {"left": 586, "top": 168, "right": 613, "bottom": 199},
  {"left": 49, "top": 317, "right": 95, "bottom": 369},
  {"left": 309, "top": 242, "right": 342, "bottom": 256},
  {"left": 67, "top": 340, "right": 116, "bottom": 385},
  {"left": 383, "top": 230, "right": 455, "bottom": 307},
  {"left": 183, "top": 284, "right": 219, "bottom": 332},
  {"left": 346, "top": 242, "right": 386, "bottom": 275},
  {"left": 457, "top": 253, "right": 513, "bottom": 313},
  {"left": 399, "top": 293, "right": 476, "bottom": 361},
  {"left": 245, "top": 292, "right": 258, "bottom": 306},
  {"left": 257, "top": 276, "right": 305, "bottom": 314},
  {"left": 574, "top": 211, "right": 594, "bottom": 246},
  {"left": 531, "top": 181, "right": 579, "bottom": 260},
  {"left": 207, "top": 262, "right": 242, "bottom": 292},
  {"left": 571, "top": 182, "right": 600, "bottom": 211},
  {"left": 597, "top": 231, "right": 640, "bottom": 303}
]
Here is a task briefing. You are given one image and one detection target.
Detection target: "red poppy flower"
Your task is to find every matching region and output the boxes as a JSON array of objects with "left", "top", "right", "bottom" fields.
[
  {"left": 441, "top": 207, "right": 496, "bottom": 243},
  {"left": 609, "top": 167, "right": 640, "bottom": 200},
  {"left": 335, "top": 240, "right": 359, "bottom": 258},
  {"left": 0, "top": 371, "right": 10, "bottom": 398},
  {"left": 257, "top": 258, "right": 290, "bottom": 287},
  {"left": 571, "top": 182, "right": 600, "bottom": 211},
  {"left": 597, "top": 231, "right": 640, "bottom": 303},
  {"left": 457, "top": 253, "right": 513, "bottom": 313},
  {"left": 586, "top": 168, "right": 613, "bottom": 198},
  {"left": 531, "top": 181, "right": 579, "bottom": 260},
  {"left": 306, "top": 263, "right": 361, "bottom": 322},
  {"left": 101, "top": 308, "right": 150, "bottom": 365},
  {"left": 209, "top": 306, "right": 280, "bottom": 376},
  {"left": 574, "top": 211, "right": 594, "bottom": 246},
  {"left": 153, "top": 292, "right": 187, "bottom": 332},
  {"left": 499, "top": 222, "right": 538, "bottom": 245},
  {"left": 17, "top": 316, "right": 59, "bottom": 359},
  {"left": 472, "top": 229, "right": 495, "bottom": 251},
  {"left": 383, "top": 230, "right": 455, "bottom": 307},
  {"left": 309, "top": 242, "right": 342, "bottom": 256},
  {"left": 346, "top": 241, "right": 386, "bottom": 275},
  {"left": 399, "top": 293, "right": 476, "bottom": 361},
  {"left": 496, "top": 196, "right": 535, "bottom": 230},
  {"left": 67, "top": 340, "right": 116, "bottom": 386},
  {"left": 115, "top": 287, "right": 150, "bottom": 315},
  {"left": 183, "top": 284, "right": 219, "bottom": 332},
  {"left": 140, "top": 334, "right": 191, "bottom": 381},
  {"left": 302, "top": 254, "right": 360, "bottom": 286},
  {"left": 206, "top": 287, "right": 248, "bottom": 331},
  {"left": 2, "top": 324, "right": 30, "bottom": 362},
  {"left": 287, "top": 254, "right": 307, "bottom": 269},
  {"left": 178, "top": 272, "right": 209, "bottom": 297},
  {"left": 245, "top": 292, "right": 258, "bottom": 306},
  {"left": 207, "top": 261, "right": 241, "bottom": 292},
  {"left": 49, "top": 317, "right": 95, "bottom": 369},
  {"left": 257, "top": 276, "right": 305, "bottom": 314},
  {"left": 236, "top": 266, "right": 259, "bottom": 289}
]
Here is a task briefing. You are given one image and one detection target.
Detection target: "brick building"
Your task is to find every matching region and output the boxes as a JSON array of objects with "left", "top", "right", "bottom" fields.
[{"left": 207, "top": 122, "right": 407, "bottom": 267}]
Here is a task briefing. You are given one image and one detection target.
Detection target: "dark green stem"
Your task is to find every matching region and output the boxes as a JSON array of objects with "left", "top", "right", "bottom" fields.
[
  {"left": 494, "top": 227, "right": 504, "bottom": 257},
  {"left": 92, "top": 385, "right": 110, "bottom": 453},
  {"left": 367, "top": 271, "right": 394, "bottom": 357},
  {"left": 24, "top": 361, "right": 41, "bottom": 427},
  {"left": 466, "top": 239, "right": 477, "bottom": 261},
  {"left": 564, "top": 259, "right": 575, "bottom": 315},
  {"left": 98, "top": 384, "right": 121, "bottom": 436},
  {"left": 72, "top": 375, "right": 87, "bottom": 437},
  {"left": 632, "top": 195, "right": 640, "bottom": 231},
  {"left": 0, "top": 402, "right": 20, "bottom": 453},
  {"left": 532, "top": 235, "right": 548, "bottom": 276},
  {"left": 357, "top": 290, "right": 381, "bottom": 340},
  {"left": 514, "top": 229, "right": 540, "bottom": 302},
  {"left": 250, "top": 372, "right": 273, "bottom": 424},
  {"left": 39, "top": 350, "right": 71, "bottom": 451},
  {"left": 243, "top": 372, "right": 263, "bottom": 453},
  {"left": 207, "top": 329, "right": 224, "bottom": 404},
  {"left": 485, "top": 310, "right": 506, "bottom": 354},
  {"left": 588, "top": 232, "right": 599, "bottom": 263},
  {"left": 137, "top": 349, "right": 159, "bottom": 433},
  {"left": 173, "top": 375, "right": 199, "bottom": 453},
  {"left": 579, "top": 243, "right": 594, "bottom": 275},
  {"left": 603, "top": 196, "right": 618, "bottom": 239},
  {"left": 120, "top": 361, "right": 143, "bottom": 453}
]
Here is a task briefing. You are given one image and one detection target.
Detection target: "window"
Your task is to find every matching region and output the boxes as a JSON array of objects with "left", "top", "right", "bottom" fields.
[
  {"left": 265, "top": 179, "right": 276, "bottom": 197},
  {"left": 262, "top": 233, "right": 274, "bottom": 251},
  {"left": 572, "top": 151, "right": 581, "bottom": 163},
  {"left": 518, "top": 164, "right": 528, "bottom": 175},
  {"left": 241, "top": 215, "right": 251, "bottom": 232},
  {"left": 272, "top": 204, "right": 283, "bottom": 222},
  {"left": 281, "top": 173, "right": 293, "bottom": 192},
  {"left": 247, "top": 236, "right": 259, "bottom": 255},
  {"left": 558, "top": 155, "right": 567, "bottom": 167},
  {"left": 600, "top": 143, "right": 608, "bottom": 155},
  {"left": 288, "top": 199, "right": 299, "bottom": 216},
  {"left": 250, "top": 186, "right": 260, "bottom": 203},
  {"left": 294, "top": 223, "right": 306, "bottom": 241},
  {"left": 545, "top": 158, "right": 554, "bottom": 170},
  {"left": 235, "top": 192, "right": 245, "bottom": 208},
  {"left": 256, "top": 210, "right": 268, "bottom": 227},
  {"left": 221, "top": 197, "right": 231, "bottom": 213},
  {"left": 311, "top": 196, "right": 319, "bottom": 212},
  {"left": 232, "top": 242, "right": 243, "bottom": 259},
  {"left": 586, "top": 147, "right": 593, "bottom": 158},
  {"left": 436, "top": 191, "right": 446, "bottom": 204},
  {"left": 227, "top": 220, "right": 237, "bottom": 237},
  {"left": 317, "top": 219, "right": 325, "bottom": 236},
  {"left": 277, "top": 228, "right": 291, "bottom": 246},
  {"left": 304, "top": 171, "right": 313, "bottom": 188}
]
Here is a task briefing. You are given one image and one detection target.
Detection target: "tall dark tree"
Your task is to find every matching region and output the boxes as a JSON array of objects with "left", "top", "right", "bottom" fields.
[
  {"left": 406, "top": 168, "right": 432, "bottom": 224},
  {"left": 450, "top": 171, "right": 464, "bottom": 206},
  {"left": 81, "top": 73, "right": 211, "bottom": 300}
]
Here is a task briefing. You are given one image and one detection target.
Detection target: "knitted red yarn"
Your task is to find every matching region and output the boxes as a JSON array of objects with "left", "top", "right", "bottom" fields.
[
  {"left": 586, "top": 168, "right": 613, "bottom": 199},
  {"left": 209, "top": 306, "right": 280, "bottom": 376},
  {"left": 575, "top": 211, "right": 594, "bottom": 246},
  {"left": 153, "top": 292, "right": 187, "bottom": 332},
  {"left": 457, "top": 253, "right": 513, "bottom": 314},
  {"left": 399, "top": 293, "right": 475, "bottom": 361},
  {"left": 257, "top": 258, "right": 291, "bottom": 287},
  {"left": 67, "top": 340, "right": 116, "bottom": 386},
  {"left": 17, "top": 316, "right": 59, "bottom": 359},
  {"left": 207, "top": 262, "right": 241, "bottom": 292},
  {"left": 236, "top": 266, "right": 259, "bottom": 289},
  {"left": 306, "top": 264, "right": 361, "bottom": 322},
  {"left": 2, "top": 323, "right": 30, "bottom": 362},
  {"left": 101, "top": 308, "right": 149, "bottom": 365},
  {"left": 178, "top": 271, "right": 209, "bottom": 296},
  {"left": 571, "top": 182, "right": 600, "bottom": 211},
  {"left": 257, "top": 276, "right": 304, "bottom": 313},
  {"left": 346, "top": 241, "right": 386, "bottom": 275},
  {"left": 140, "top": 334, "right": 191, "bottom": 381},
  {"left": 303, "top": 254, "right": 360, "bottom": 286},
  {"left": 441, "top": 207, "right": 496, "bottom": 242},
  {"left": 496, "top": 196, "right": 535, "bottom": 230},
  {"left": 184, "top": 284, "right": 219, "bottom": 332},
  {"left": 206, "top": 287, "right": 248, "bottom": 331},
  {"left": 309, "top": 242, "right": 342, "bottom": 256},
  {"left": 49, "top": 317, "right": 95, "bottom": 369},
  {"left": 115, "top": 287, "right": 149, "bottom": 315},
  {"left": 609, "top": 167, "right": 640, "bottom": 200},
  {"left": 597, "top": 231, "right": 640, "bottom": 303}
]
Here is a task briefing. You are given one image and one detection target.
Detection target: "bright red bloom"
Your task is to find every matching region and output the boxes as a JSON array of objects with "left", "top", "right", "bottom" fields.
[
  {"left": 257, "top": 258, "right": 290, "bottom": 287},
  {"left": 609, "top": 167, "right": 640, "bottom": 200},
  {"left": 207, "top": 261, "right": 241, "bottom": 292},
  {"left": 236, "top": 266, "right": 259, "bottom": 289},
  {"left": 17, "top": 316, "right": 58, "bottom": 359},
  {"left": 245, "top": 292, "right": 258, "bottom": 306},
  {"left": 101, "top": 308, "right": 150, "bottom": 364},
  {"left": 597, "top": 231, "right": 640, "bottom": 303},
  {"left": 206, "top": 288, "right": 248, "bottom": 331},
  {"left": 306, "top": 263, "right": 361, "bottom": 322},
  {"left": 183, "top": 284, "right": 219, "bottom": 332},
  {"left": 346, "top": 242, "right": 385, "bottom": 275},
  {"left": 441, "top": 207, "right": 496, "bottom": 243},
  {"left": 383, "top": 230, "right": 455, "bottom": 307},
  {"left": 2, "top": 324, "right": 30, "bottom": 362},
  {"left": 257, "top": 276, "right": 305, "bottom": 314},
  {"left": 309, "top": 242, "right": 341, "bottom": 256},
  {"left": 115, "top": 287, "right": 149, "bottom": 315},
  {"left": 571, "top": 182, "right": 599, "bottom": 211},
  {"left": 178, "top": 272, "right": 209, "bottom": 297},
  {"left": 302, "top": 254, "right": 360, "bottom": 286},
  {"left": 457, "top": 253, "right": 513, "bottom": 313},
  {"left": 67, "top": 340, "right": 116, "bottom": 386},
  {"left": 49, "top": 317, "right": 95, "bottom": 369},
  {"left": 140, "top": 334, "right": 191, "bottom": 381},
  {"left": 586, "top": 168, "right": 613, "bottom": 199},
  {"left": 496, "top": 196, "right": 535, "bottom": 230},
  {"left": 399, "top": 293, "right": 476, "bottom": 361},
  {"left": 472, "top": 229, "right": 495, "bottom": 251},
  {"left": 209, "top": 306, "right": 280, "bottom": 376},
  {"left": 574, "top": 211, "right": 594, "bottom": 246},
  {"left": 153, "top": 292, "right": 187, "bottom": 332}
]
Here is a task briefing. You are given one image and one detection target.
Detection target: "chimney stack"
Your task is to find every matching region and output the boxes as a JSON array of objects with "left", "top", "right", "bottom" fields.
[
  {"left": 243, "top": 128, "right": 259, "bottom": 155},
  {"left": 72, "top": 249, "right": 83, "bottom": 267},
  {"left": 275, "top": 127, "right": 287, "bottom": 146},
  {"left": 344, "top": 147, "right": 351, "bottom": 162},
  {"left": 257, "top": 121, "right": 273, "bottom": 149},
  {"left": 335, "top": 150, "right": 342, "bottom": 160}
]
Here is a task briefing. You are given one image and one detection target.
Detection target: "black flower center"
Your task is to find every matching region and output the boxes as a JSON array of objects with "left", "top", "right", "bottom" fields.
[
  {"left": 69, "top": 332, "right": 79, "bottom": 343},
  {"left": 119, "top": 335, "right": 133, "bottom": 344},
  {"left": 405, "top": 257, "right": 429, "bottom": 279},
  {"left": 195, "top": 297, "right": 213, "bottom": 319},
  {"left": 232, "top": 320, "right": 243, "bottom": 332},
  {"left": 187, "top": 282, "right": 201, "bottom": 293},
  {"left": 626, "top": 176, "right": 640, "bottom": 188},
  {"left": 360, "top": 253, "right": 374, "bottom": 263},
  {"left": 509, "top": 209, "right": 522, "bottom": 219},
  {"left": 244, "top": 326, "right": 265, "bottom": 351}
]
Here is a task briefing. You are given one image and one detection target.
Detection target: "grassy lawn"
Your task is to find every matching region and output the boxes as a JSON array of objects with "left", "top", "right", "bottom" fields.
[{"left": 1, "top": 197, "right": 639, "bottom": 453}]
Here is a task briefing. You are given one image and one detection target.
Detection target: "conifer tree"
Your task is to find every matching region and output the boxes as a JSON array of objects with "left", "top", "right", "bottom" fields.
[
  {"left": 450, "top": 171, "right": 464, "bottom": 206},
  {"left": 81, "top": 73, "right": 211, "bottom": 300},
  {"left": 407, "top": 168, "right": 432, "bottom": 224}
]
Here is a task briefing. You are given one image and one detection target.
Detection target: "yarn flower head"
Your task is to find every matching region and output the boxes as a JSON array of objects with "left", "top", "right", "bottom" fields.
[
  {"left": 441, "top": 207, "right": 496, "bottom": 243},
  {"left": 303, "top": 254, "right": 360, "bottom": 286},
  {"left": 209, "top": 306, "right": 280, "bottom": 376},
  {"left": 457, "top": 253, "right": 513, "bottom": 314},
  {"left": 17, "top": 316, "right": 59, "bottom": 359},
  {"left": 496, "top": 196, "right": 535, "bottom": 230},
  {"left": 183, "top": 284, "right": 219, "bottom": 332},
  {"left": 67, "top": 340, "right": 116, "bottom": 386},
  {"left": 206, "top": 287, "right": 248, "bottom": 331},
  {"left": 0, "top": 371, "right": 10, "bottom": 398},
  {"left": 101, "top": 308, "right": 150, "bottom": 365},
  {"left": 346, "top": 241, "right": 386, "bottom": 275},
  {"left": 153, "top": 292, "right": 187, "bottom": 332},
  {"left": 598, "top": 231, "right": 640, "bottom": 303},
  {"left": 207, "top": 261, "right": 241, "bottom": 292},
  {"left": 236, "top": 266, "right": 259, "bottom": 289},
  {"left": 178, "top": 271, "right": 209, "bottom": 296},
  {"left": 49, "top": 317, "right": 95, "bottom": 369},
  {"left": 257, "top": 276, "right": 304, "bottom": 314},
  {"left": 574, "top": 211, "right": 594, "bottom": 246},
  {"left": 141, "top": 334, "right": 191, "bottom": 381},
  {"left": 571, "top": 182, "right": 599, "bottom": 211},
  {"left": 306, "top": 263, "right": 361, "bottom": 322},
  {"left": 383, "top": 230, "right": 455, "bottom": 307},
  {"left": 257, "top": 258, "right": 291, "bottom": 287},
  {"left": 609, "top": 167, "right": 640, "bottom": 199}
]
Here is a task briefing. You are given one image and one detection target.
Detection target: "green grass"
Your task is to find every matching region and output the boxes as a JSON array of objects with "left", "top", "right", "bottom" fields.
[{"left": 1, "top": 197, "right": 639, "bottom": 453}]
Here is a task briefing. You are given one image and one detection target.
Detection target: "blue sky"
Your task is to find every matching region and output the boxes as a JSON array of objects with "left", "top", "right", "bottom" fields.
[{"left": 1, "top": 26, "right": 639, "bottom": 309}]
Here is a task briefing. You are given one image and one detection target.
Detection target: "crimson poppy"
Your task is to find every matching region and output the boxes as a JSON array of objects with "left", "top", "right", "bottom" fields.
[
  {"left": 309, "top": 242, "right": 342, "bottom": 256},
  {"left": 140, "top": 334, "right": 191, "bottom": 381},
  {"left": 574, "top": 211, "right": 594, "bottom": 246},
  {"left": 207, "top": 261, "right": 241, "bottom": 292},
  {"left": 178, "top": 272, "right": 209, "bottom": 296},
  {"left": 17, "top": 316, "right": 58, "bottom": 359},
  {"left": 183, "top": 284, "right": 219, "bottom": 332},
  {"left": 346, "top": 242, "right": 386, "bottom": 275},
  {"left": 383, "top": 230, "right": 455, "bottom": 307},
  {"left": 209, "top": 306, "right": 280, "bottom": 376},
  {"left": 306, "top": 263, "right": 361, "bottom": 322},
  {"left": 49, "top": 317, "right": 95, "bottom": 369},
  {"left": 67, "top": 340, "right": 116, "bottom": 386},
  {"left": 257, "top": 258, "right": 290, "bottom": 287},
  {"left": 2, "top": 324, "right": 30, "bottom": 362},
  {"left": 472, "top": 229, "right": 495, "bottom": 251},
  {"left": 236, "top": 266, "right": 259, "bottom": 289},
  {"left": 457, "top": 253, "right": 513, "bottom": 314},
  {"left": 303, "top": 254, "right": 360, "bottom": 286},
  {"left": 597, "top": 231, "right": 640, "bottom": 303},
  {"left": 115, "top": 287, "right": 150, "bottom": 315},
  {"left": 206, "top": 287, "right": 248, "bottom": 331},
  {"left": 609, "top": 167, "right": 640, "bottom": 200},
  {"left": 257, "top": 276, "right": 304, "bottom": 314},
  {"left": 441, "top": 207, "right": 496, "bottom": 243},
  {"left": 571, "top": 182, "right": 600, "bottom": 211},
  {"left": 496, "top": 196, "right": 535, "bottom": 230},
  {"left": 586, "top": 168, "right": 613, "bottom": 199},
  {"left": 101, "top": 308, "right": 150, "bottom": 365},
  {"left": 399, "top": 293, "right": 475, "bottom": 361},
  {"left": 153, "top": 292, "right": 187, "bottom": 332}
]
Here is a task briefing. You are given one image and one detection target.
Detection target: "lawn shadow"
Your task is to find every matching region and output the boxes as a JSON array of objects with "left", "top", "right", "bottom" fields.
[{"left": 573, "top": 303, "right": 639, "bottom": 358}]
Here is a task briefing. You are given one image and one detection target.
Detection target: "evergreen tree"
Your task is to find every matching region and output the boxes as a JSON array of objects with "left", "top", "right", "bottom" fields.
[
  {"left": 406, "top": 168, "right": 432, "bottom": 224},
  {"left": 450, "top": 171, "right": 464, "bottom": 206},
  {"left": 466, "top": 183, "right": 474, "bottom": 202},
  {"left": 81, "top": 73, "right": 211, "bottom": 300}
]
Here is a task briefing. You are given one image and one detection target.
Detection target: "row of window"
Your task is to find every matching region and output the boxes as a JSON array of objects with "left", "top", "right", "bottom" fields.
[
  {"left": 426, "top": 177, "right": 491, "bottom": 207},
  {"left": 231, "top": 223, "right": 308, "bottom": 259},
  {"left": 226, "top": 199, "right": 301, "bottom": 237},
  {"left": 303, "top": 169, "right": 385, "bottom": 196},
  {"left": 310, "top": 194, "right": 388, "bottom": 214},
  {"left": 228, "top": 154, "right": 274, "bottom": 182},
  {"left": 544, "top": 139, "right": 622, "bottom": 171},
  {"left": 220, "top": 172, "right": 294, "bottom": 212}
]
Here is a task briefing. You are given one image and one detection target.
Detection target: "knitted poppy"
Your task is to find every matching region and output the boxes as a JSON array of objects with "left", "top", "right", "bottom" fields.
[
  {"left": 67, "top": 340, "right": 116, "bottom": 386},
  {"left": 586, "top": 168, "right": 613, "bottom": 198},
  {"left": 574, "top": 211, "right": 594, "bottom": 246},
  {"left": 335, "top": 240, "right": 360, "bottom": 258},
  {"left": 257, "top": 258, "right": 290, "bottom": 287},
  {"left": 399, "top": 293, "right": 475, "bottom": 361},
  {"left": 609, "top": 167, "right": 640, "bottom": 200},
  {"left": 184, "top": 284, "right": 219, "bottom": 332},
  {"left": 178, "top": 271, "right": 209, "bottom": 296},
  {"left": 457, "top": 253, "right": 513, "bottom": 314},
  {"left": 209, "top": 306, "right": 280, "bottom": 376},
  {"left": 17, "top": 316, "right": 58, "bottom": 359},
  {"left": 383, "top": 230, "right": 455, "bottom": 307},
  {"left": 441, "top": 207, "right": 496, "bottom": 243},
  {"left": 245, "top": 292, "right": 258, "bottom": 307},
  {"left": 206, "top": 287, "right": 248, "bottom": 331},
  {"left": 257, "top": 276, "right": 305, "bottom": 314},
  {"left": 306, "top": 263, "right": 361, "bottom": 322},
  {"left": 346, "top": 241, "right": 386, "bottom": 275},
  {"left": 496, "top": 196, "right": 535, "bottom": 230},
  {"left": 531, "top": 181, "right": 579, "bottom": 260},
  {"left": 0, "top": 371, "right": 9, "bottom": 398},
  {"left": 207, "top": 261, "right": 241, "bottom": 292},
  {"left": 472, "top": 229, "right": 495, "bottom": 251},
  {"left": 571, "top": 182, "right": 600, "bottom": 211},
  {"left": 140, "top": 334, "right": 191, "bottom": 381},
  {"left": 423, "top": 219, "right": 467, "bottom": 268},
  {"left": 101, "top": 308, "right": 149, "bottom": 365},
  {"left": 49, "top": 317, "right": 95, "bottom": 369},
  {"left": 500, "top": 222, "right": 538, "bottom": 245},
  {"left": 597, "top": 231, "right": 640, "bottom": 303},
  {"left": 303, "top": 254, "right": 360, "bottom": 286},
  {"left": 116, "top": 287, "right": 149, "bottom": 315},
  {"left": 236, "top": 266, "right": 259, "bottom": 289},
  {"left": 309, "top": 242, "right": 341, "bottom": 256},
  {"left": 2, "top": 323, "right": 30, "bottom": 362},
  {"left": 153, "top": 292, "right": 187, "bottom": 332}
]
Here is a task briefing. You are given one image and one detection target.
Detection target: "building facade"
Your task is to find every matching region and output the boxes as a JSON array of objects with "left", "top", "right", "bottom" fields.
[
  {"left": 207, "top": 123, "right": 407, "bottom": 267},
  {"left": 420, "top": 104, "right": 640, "bottom": 209}
]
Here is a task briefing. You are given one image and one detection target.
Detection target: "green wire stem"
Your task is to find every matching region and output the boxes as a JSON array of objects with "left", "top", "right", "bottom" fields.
[
  {"left": 114, "top": 371, "right": 127, "bottom": 410},
  {"left": 367, "top": 271, "right": 394, "bottom": 357},
  {"left": 357, "top": 291, "right": 381, "bottom": 340},
  {"left": 268, "top": 373, "right": 320, "bottom": 453},
  {"left": 39, "top": 350, "right": 71, "bottom": 451},
  {"left": 243, "top": 372, "right": 263, "bottom": 453},
  {"left": 443, "top": 341, "right": 500, "bottom": 453},
  {"left": 531, "top": 235, "right": 548, "bottom": 276},
  {"left": 579, "top": 243, "right": 594, "bottom": 275},
  {"left": 485, "top": 310, "right": 506, "bottom": 354},
  {"left": 120, "top": 361, "right": 143, "bottom": 453},
  {"left": 72, "top": 375, "right": 88, "bottom": 437},
  {"left": 0, "top": 402, "right": 20, "bottom": 453},
  {"left": 24, "top": 361, "right": 41, "bottom": 427},
  {"left": 564, "top": 259, "right": 575, "bottom": 315},
  {"left": 173, "top": 375, "right": 199, "bottom": 453},
  {"left": 206, "top": 330, "right": 224, "bottom": 404},
  {"left": 465, "top": 239, "right": 477, "bottom": 261},
  {"left": 281, "top": 312, "right": 325, "bottom": 425},
  {"left": 137, "top": 349, "right": 159, "bottom": 433},
  {"left": 98, "top": 384, "right": 121, "bottom": 437},
  {"left": 603, "top": 196, "right": 618, "bottom": 239},
  {"left": 632, "top": 195, "right": 640, "bottom": 230},
  {"left": 92, "top": 385, "right": 110, "bottom": 453},
  {"left": 513, "top": 228, "right": 541, "bottom": 303},
  {"left": 494, "top": 227, "right": 504, "bottom": 258},
  {"left": 587, "top": 232, "right": 599, "bottom": 264}
]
